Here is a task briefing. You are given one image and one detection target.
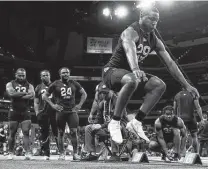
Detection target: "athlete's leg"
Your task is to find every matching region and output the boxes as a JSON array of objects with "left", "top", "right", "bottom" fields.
[
  {"left": 49, "top": 110, "right": 58, "bottom": 149},
  {"left": 84, "top": 125, "right": 96, "bottom": 153},
  {"left": 49, "top": 110, "right": 58, "bottom": 142},
  {"left": 56, "top": 112, "right": 66, "bottom": 155},
  {"left": 8, "top": 121, "right": 19, "bottom": 153},
  {"left": 113, "top": 73, "right": 138, "bottom": 119},
  {"left": 104, "top": 68, "right": 138, "bottom": 144},
  {"left": 187, "top": 120, "right": 199, "bottom": 153},
  {"left": 67, "top": 112, "right": 79, "bottom": 160},
  {"left": 191, "top": 132, "right": 199, "bottom": 153},
  {"left": 136, "top": 76, "right": 166, "bottom": 121},
  {"left": 21, "top": 120, "right": 31, "bottom": 153},
  {"left": 172, "top": 128, "right": 181, "bottom": 159},
  {"left": 37, "top": 113, "right": 50, "bottom": 157},
  {"left": 149, "top": 140, "right": 162, "bottom": 152}
]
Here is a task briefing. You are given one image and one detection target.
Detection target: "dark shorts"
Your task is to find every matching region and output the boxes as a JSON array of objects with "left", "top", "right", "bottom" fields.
[
  {"left": 151, "top": 133, "right": 174, "bottom": 144},
  {"left": 102, "top": 67, "right": 154, "bottom": 92},
  {"left": 56, "top": 111, "right": 79, "bottom": 129},
  {"left": 184, "top": 119, "right": 198, "bottom": 134},
  {"left": 8, "top": 109, "right": 31, "bottom": 123}
]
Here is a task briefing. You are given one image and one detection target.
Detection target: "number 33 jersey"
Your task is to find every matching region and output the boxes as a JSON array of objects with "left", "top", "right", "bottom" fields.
[
  {"left": 10, "top": 80, "right": 30, "bottom": 111},
  {"left": 47, "top": 80, "right": 82, "bottom": 111},
  {"left": 105, "top": 21, "right": 157, "bottom": 71}
]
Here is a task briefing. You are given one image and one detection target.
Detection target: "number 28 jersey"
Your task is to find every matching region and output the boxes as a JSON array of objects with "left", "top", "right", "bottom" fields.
[
  {"left": 47, "top": 80, "right": 82, "bottom": 111},
  {"left": 105, "top": 21, "right": 157, "bottom": 71},
  {"left": 35, "top": 83, "right": 52, "bottom": 113}
]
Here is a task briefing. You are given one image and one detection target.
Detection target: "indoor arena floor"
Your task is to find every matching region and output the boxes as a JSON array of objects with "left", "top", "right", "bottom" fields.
[{"left": 0, "top": 156, "right": 208, "bottom": 169}]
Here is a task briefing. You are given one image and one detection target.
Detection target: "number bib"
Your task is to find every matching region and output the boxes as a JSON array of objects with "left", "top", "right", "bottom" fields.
[
  {"left": 60, "top": 87, "right": 72, "bottom": 99},
  {"left": 137, "top": 43, "right": 151, "bottom": 62}
]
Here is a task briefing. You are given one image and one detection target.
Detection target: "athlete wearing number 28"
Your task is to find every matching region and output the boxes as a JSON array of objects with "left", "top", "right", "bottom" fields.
[
  {"left": 43, "top": 67, "right": 87, "bottom": 161},
  {"left": 6, "top": 68, "right": 35, "bottom": 160},
  {"left": 34, "top": 70, "right": 58, "bottom": 160},
  {"left": 102, "top": 7, "right": 199, "bottom": 144}
]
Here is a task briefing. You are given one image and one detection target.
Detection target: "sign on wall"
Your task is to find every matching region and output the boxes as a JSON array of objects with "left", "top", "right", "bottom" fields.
[{"left": 87, "top": 37, "right": 112, "bottom": 54}]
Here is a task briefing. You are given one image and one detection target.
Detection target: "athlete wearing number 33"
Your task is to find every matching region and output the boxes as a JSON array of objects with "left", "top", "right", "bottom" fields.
[
  {"left": 102, "top": 6, "right": 199, "bottom": 145},
  {"left": 43, "top": 67, "right": 87, "bottom": 161},
  {"left": 6, "top": 68, "right": 35, "bottom": 160}
]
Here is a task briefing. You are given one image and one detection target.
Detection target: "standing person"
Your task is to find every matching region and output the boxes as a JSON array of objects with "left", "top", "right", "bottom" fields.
[
  {"left": 174, "top": 88, "right": 205, "bottom": 154},
  {"left": 149, "top": 106, "right": 187, "bottom": 161},
  {"left": 34, "top": 70, "right": 58, "bottom": 160},
  {"left": 6, "top": 68, "right": 35, "bottom": 160},
  {"left": 198, "top": 112, "right": 208, "bottom": 156},
  {"left": 43, "top": 67, "right": 87, "bottom": 160},
  {"left": 102, "top": 6, "right": 199, "bottom": 144}
]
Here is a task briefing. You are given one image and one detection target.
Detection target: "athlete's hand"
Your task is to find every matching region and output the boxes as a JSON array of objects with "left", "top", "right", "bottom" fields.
[
  {"left": 88, "top": 114, "right": 94, "bottom": 124},
  {"left": 200, "top": 119, "right": 205, "bottom": 126},
  {"left": 72, "top": 104, "right": 82, "bottom": 112},
  {"left": 52, "top": 104, "right": 63, "bottom": 112},
  {"left": 185, "top": 85, "right": 200, "bottom": 99},
  {"left": 133, "top": 69, "right": 148, "bottom": 82}
]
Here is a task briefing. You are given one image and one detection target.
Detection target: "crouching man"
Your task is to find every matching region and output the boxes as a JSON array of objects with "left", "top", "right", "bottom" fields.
[{"left": 149, "top": 106, "right": 187, "bottom": 161}]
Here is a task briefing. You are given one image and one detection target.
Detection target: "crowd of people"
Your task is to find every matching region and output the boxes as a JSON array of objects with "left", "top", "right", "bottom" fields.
[{"left": 0, "top": 5, "right": 208, "bottom": 163}]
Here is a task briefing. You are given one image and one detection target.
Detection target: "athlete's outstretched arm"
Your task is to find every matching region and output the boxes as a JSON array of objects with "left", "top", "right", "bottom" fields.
[
  {"left": 21, "top": 84, "right": 35, "bottom": 100},
  {"left": 121, "top": 27, "right": 139, "bottom": 71},
  {"left": 155, "top": 119, "right": 168, "bottom": 155},
  {"left": 177, "top": 118, "right": 187, "bottom": 155},
  {"left": 155, "top": 39, "right": 190, "bottom": 87},
  {"left": 155, "top": 38, "right": 199, "bottom": 98},
  {"left": 6, "top": 82, "right": 27, "bottom": 98}
]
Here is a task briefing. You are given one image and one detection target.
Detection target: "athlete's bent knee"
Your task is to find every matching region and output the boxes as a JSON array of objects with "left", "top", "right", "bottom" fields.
[
  {"left": 154, "top": 78, "right": 166, "bottom": 91},
  {"left": 149, "top": 141, "right": 159, "bottom": 151},
  {"left": 126, "top": 79, "right": 138, "bottom": 90}
]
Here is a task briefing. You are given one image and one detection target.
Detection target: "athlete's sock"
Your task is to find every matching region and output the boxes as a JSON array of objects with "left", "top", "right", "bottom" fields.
[
  {"left": 23, "top": 132, "right": 30, "bottom": 152},
  {"left": 8, "top": 135, "right": 15, "bottom": 152},
  {"left": 70, "top": 132, "right": 78, "bottom": 154},
  {"left": 112, "top": 115, "right": 121, "bottom": 121},
  {"left": 135, "top": 110, "right": 146, "bottom": 122}
]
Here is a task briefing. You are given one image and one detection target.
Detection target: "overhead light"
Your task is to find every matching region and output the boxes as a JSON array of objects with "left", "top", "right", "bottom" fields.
[
  {"left": 103, "top": 8, "right": 111, "bottom": 17},
  {"left": 136, "top": 0, "right": 156, "bottom": 9},
  {"left": 114, "top": 6, "right": 128, "bottom": 18}
]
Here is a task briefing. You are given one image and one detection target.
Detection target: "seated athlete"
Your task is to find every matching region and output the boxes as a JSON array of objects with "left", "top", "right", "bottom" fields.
[
  {"left": 83, "top": 82, "right": 128, "bottom": 162},
  {"left": 149, "top": 105, "right": 187, "bottom": 161}
]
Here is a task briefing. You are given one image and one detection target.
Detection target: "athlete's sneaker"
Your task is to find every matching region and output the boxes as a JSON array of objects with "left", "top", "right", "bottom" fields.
[
  {"left": 73, "top": 153, "right": 81, "bottom": 161},
  {"left": 44, "top": 156, "right": 50, "bottom": 160},
  {"left": 126, "top": 119, "right": 150, "bottom": 143},
  {"left": 24, "top": 153, "right": 32, "bottom": 160},
  {"left": 108, "top": 119, "right": 123, "bottom": 144},
  {"left": 7, "top": 153, "right": 14, "bottom": 160},
  {"left": 172, "top": 153, "right": 180, "bottom": 161},
  {"left": 58, "top": 154, "right": 65, "bottom": 160}
]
